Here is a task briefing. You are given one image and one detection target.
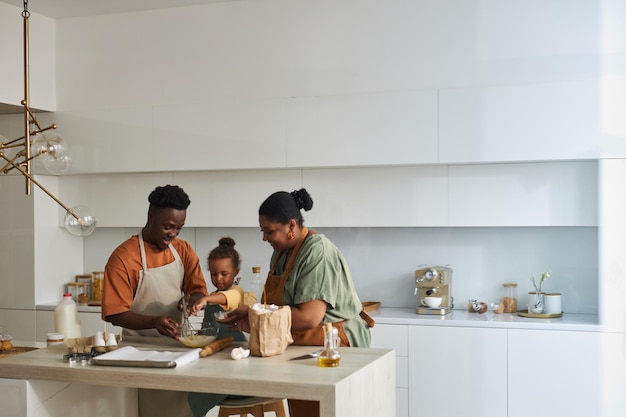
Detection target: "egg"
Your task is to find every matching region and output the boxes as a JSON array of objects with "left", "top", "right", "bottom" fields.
[{"left": 230, "top": 347, "right": 250, "bottom": 360}]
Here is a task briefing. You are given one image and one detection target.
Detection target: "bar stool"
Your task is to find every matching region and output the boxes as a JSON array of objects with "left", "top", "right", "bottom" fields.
[{"left": 217, "top": 396, "right": 287, "bottom": 417}]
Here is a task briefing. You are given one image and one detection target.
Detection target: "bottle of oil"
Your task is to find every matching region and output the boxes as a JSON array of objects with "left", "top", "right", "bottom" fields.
[{"left": 318, "top": 322, "right": 341, "bottom": 367}]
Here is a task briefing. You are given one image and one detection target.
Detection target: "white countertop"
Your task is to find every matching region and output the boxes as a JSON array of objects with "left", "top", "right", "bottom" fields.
[
  {"left": 369, "top": 307, "right": 600, "bottom": 332},
  {"left": 36, "top": 303, "right": 601, "bottom": 331},
  {"left": 0, "top": 342, "right": 395, "bottom": 417},
  {"left": 37, "top": 303, "right": 101, "bottom": 313}
]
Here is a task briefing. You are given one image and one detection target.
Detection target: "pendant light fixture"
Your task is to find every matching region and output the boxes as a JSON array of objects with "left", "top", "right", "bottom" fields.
[{"left": 0, "top": 0, "right": 97, "bottom": 237}]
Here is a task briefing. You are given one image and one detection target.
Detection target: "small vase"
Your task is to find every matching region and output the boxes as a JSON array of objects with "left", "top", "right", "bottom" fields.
[{"left": 529, "top": 292, "right": 544, "bottom": 314}]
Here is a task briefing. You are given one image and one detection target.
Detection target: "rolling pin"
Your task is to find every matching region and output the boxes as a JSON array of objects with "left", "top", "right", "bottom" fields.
[{"left": 199, "top": 336, "right": 234, "bottom": 357}]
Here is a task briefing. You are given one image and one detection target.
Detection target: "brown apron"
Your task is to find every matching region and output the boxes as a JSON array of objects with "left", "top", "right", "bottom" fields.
[
  {"left": 263, "top": 227, "right": 373, "bottom": 417},
  {"left": 263, "top": 227, "right": 346, "bottom": 347}
]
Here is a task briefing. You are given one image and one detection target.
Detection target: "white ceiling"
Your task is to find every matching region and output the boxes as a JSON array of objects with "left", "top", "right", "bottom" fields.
[{"left": 0, "top": 0, "right": 241, "bottom": 19}]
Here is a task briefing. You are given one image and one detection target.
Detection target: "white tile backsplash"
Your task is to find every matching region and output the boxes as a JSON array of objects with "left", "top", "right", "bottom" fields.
[{"left": 84, "top": 226, "right": 597, "bottom": 314}]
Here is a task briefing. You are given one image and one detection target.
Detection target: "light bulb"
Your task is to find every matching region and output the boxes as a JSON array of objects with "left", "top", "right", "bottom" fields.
[
  {"left": 32, "top": 131, "right": 70, "bottom": 175},
  {"left": 64, "top": 205, "right": 97, "bottom": 236}
]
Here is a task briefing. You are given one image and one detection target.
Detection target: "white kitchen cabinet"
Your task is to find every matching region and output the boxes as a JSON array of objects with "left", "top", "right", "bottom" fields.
[
  {"left": 408, "top": 325, "right": 507, "bottom": 417},
  {"left": 59, "top": 173, "right": 175, "bottom": 227},
  {"left": 60, "top": 170, "right": 302, "bottom": 228},
  {"left": 55, "top": 106, "right": 156, "bottom": 174},
  {"left": 286, "top": 90, "right": 438, "bottom": 168},
  {"left": 507, "top": 329, "right": 603, "bottom": 417},
  {"left": 370, "top": 324, "right": 409, "bottom": 417},
  {"left": 448, "top": 161, "right": 598, "bottom": 227},
  {"left": 439, "top": 80, "right": 604, "bottom": 163},
  {"left": 303, "top": 166, "right": 448, "bottom": 227},
  {"left": 175, "top": 170, "right": 302, "bottom": 227},
  {"left": 153, "top": 99, "right": 287, "bottom": 171}
]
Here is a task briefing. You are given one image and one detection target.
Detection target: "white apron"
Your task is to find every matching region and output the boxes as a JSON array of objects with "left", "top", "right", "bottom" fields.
[{"left": 128, "top": 232, "right": 193, "bottom": 417}]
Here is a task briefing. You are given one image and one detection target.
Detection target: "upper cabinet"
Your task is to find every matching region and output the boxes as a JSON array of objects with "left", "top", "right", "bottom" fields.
[
  {"left": 44, "top": 1, "right": 619, "bottom": 174},
  {"left": 60, "top": 161, "right": 597, "bottom": 228},
  {"left": 286, "top": 90, "right": 438, "bottom": 167},
  {"left": 0, "top": 3, "right": 56, "bottom": 111},
  {"left": 439, "top": 80, "right": 607, "bottom": 163}
]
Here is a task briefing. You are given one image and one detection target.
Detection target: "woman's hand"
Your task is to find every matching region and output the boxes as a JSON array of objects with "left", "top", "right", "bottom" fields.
[{"left": 216, "top": 305, "right": 250, "bottom": 333}]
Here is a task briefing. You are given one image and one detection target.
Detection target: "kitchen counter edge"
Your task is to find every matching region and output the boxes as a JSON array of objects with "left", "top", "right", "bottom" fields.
[{"left": 369, "top": 307, "right": 601, "bottom": 332}]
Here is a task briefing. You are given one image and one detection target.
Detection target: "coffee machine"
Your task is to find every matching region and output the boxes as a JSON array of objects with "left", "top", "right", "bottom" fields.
[{"left": 414, "top": 265, "right": 453, "bottom": 315}]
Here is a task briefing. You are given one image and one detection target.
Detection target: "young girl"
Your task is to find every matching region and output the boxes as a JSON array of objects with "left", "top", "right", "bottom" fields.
[{"left": 190, "top": 237, "right": 247, "bottom": 341}]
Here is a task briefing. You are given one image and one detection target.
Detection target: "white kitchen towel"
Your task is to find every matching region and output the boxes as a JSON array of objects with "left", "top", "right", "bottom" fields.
[{"left": 90, "top": 345, "right": 201, "bottom": 368}]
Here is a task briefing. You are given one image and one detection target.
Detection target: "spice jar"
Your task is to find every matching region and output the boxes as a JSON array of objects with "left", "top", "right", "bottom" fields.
[
  {"left": 92, "top": 271, "right": 104, "bottom": 302},
  {"left": 502, "top": 283, "right": 518, "bottom": 313}
]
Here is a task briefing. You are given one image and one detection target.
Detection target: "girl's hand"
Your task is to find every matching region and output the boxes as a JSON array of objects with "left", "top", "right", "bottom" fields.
[{"left": 190, "top": 300, "right": 206, "bottom": 315}]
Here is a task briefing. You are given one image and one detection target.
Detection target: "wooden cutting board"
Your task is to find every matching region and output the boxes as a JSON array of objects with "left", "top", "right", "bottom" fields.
[{"left": 0, "top": 346, "right": 39, "bottom": 358}]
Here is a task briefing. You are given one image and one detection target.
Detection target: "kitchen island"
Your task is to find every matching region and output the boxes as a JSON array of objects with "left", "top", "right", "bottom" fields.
[{"left": 0, "top": 342, "right": 395, "bottom": 417}]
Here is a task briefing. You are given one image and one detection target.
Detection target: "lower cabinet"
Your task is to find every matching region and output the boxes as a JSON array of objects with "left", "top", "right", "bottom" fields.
[
  {"left": 370, "top": 324, "right": 409, "bottom": 417},
  {"left": 367, "top": 322, "right": 625, "bottom": 417},
  {"left": 507, "top": 329, "right": 604, "bottom": 417},
  {"left": 408, "top": 325, "right": 507, "bottom": 417}
]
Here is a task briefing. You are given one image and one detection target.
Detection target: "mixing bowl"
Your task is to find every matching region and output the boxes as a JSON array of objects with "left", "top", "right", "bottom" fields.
[{"left": 178, "top": 326, "right": 219, "bottom": 348}]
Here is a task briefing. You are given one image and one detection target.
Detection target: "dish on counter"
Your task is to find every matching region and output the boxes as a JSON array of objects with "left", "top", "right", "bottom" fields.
[
  {"left": 362, "top": 301, "right": 381, "bottom": 312},
  {"left": 517, "top": 309, "right": 563, "bottom": 318}
]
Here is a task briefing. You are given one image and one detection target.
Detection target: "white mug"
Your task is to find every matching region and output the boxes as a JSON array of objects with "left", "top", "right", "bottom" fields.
[
  {"left": 543, "top": 293, "right": 562, "bottom": 314},
  {"left": 421, "top": 296, "right": 442, "bottom": 308}
]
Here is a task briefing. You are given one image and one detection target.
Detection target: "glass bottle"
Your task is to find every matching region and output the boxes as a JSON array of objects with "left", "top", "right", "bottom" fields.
[
  {"left": 318, "top": 323, "right": 341, "bottom": 367},
  {"left": 502, "top": 283, "right": 518, "bottom": 313},
  {"left": 251, "top": 266, "right": 264, "bottom": 305}
]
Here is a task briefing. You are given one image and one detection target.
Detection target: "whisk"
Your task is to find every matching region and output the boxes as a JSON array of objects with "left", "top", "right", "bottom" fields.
[{"left": 180, "top": 295, "right": 195, "bottom": 337}]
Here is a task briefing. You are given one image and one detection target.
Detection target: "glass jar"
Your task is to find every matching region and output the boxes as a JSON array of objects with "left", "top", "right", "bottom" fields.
[
  {"left": 67, "top": 282, "right": 90, "bottom": 305},
  {"left": 75, "top": 274, "right": 93, "bottom": 302},
  {"left": 92, "top": 271, "right": 104, "bottom": 302},
  {"left": 502, "top": 283, "right": 518, "bottom": 313}
]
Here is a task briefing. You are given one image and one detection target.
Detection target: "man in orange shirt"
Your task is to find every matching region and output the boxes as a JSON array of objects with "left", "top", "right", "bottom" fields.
[{"left": 102, "top": 184, "right": 208, "bottom": 417}]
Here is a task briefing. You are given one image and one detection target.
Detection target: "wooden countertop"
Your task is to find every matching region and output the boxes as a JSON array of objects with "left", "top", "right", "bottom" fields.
[{"left": 0, "top": 342, "right": 395, "bottom": 417}]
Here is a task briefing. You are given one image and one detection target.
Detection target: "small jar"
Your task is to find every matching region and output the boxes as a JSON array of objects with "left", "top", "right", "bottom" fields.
[
  {"left": 47, "top": 332, "right": 65, "bottom": 347},
  {"left": 502, "top": 283, "right": 518, "bottom": 313}
]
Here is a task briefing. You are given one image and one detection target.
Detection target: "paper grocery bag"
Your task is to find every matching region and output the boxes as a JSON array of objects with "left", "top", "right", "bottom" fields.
[{"left": 248, "top": 305, "right": 293, "bottom": 357}]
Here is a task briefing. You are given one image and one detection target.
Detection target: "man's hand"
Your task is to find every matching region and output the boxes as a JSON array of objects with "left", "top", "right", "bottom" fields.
[{"left": 154, "top": 316, "right": 180, "bottom": 339}]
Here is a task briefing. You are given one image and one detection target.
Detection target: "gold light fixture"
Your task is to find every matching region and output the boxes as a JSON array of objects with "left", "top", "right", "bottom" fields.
[{"left": 0, "top": 0, "right": 97, "bottom": 236}]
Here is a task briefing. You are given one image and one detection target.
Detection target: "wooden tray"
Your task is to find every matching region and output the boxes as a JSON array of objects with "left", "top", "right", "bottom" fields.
[
  {"left": 517, "top": 309, "right": 563, "bottom": 318},
  {"left": 362, "top": 301, "right": 381, "bottom": 312},
  {"left": 0, "top": 346, "right": 39, "bottom": 358}
]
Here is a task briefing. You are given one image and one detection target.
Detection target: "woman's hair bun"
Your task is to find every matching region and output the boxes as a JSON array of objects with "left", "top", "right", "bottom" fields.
[{"left": 291, "top": 188, "right": 313, "bottom": 211}]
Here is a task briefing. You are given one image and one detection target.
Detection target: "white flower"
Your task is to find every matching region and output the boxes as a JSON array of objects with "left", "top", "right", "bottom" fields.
[{"left": 529, "top": 270, "right": 551, "bottom": 293}]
